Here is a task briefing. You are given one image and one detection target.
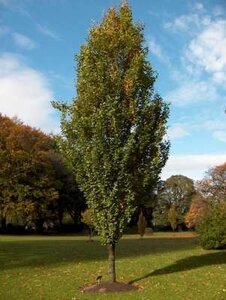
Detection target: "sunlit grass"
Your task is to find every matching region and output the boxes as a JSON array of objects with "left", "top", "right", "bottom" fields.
[{"left": 0, "top": 233, "right": 225, "bottom": 300}]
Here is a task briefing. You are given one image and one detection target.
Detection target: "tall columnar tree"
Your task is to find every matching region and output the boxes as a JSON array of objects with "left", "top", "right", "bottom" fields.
[{"left": 53, "top": 3, "right": 169, "bottom": 282}]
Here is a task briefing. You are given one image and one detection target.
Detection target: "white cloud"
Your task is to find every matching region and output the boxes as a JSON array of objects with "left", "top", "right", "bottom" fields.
[
  {"left": 164, "top": 9, "right": 211, "bottom": 33},
  {"left": 0, "top": 25, "right": 9, "bottom": 37},
  {"left": 12, "top": 32, "right": 36, "bottom": 50},
  {"left": 202, "top": 118, "right": 226, "bottom": 131},
  {"left": 161, "top": 154, "right": 226, "bottom": 180},
  {"left": 36, "top": 24, "right": 61, "bottom": 41},
  {"left": 165, "top": 8, "right": 226, "bottom": 106},
  {"left": 164, "top": 7, "right": 226, "bottom": 84},
  {"left": 168, "top": 124, "right": 189, "bottom": 140},
  {"left": 166, "top": 80, "right": 218, "bottom": 106},
  {"left": 193, "top": 2, "right": 204, "bottom": 11},
  {"left": 149, "top": 38, "right": 162, "bottom": 58},
  {"left": 212, "top": 5, "right": 224, "bottom": 17},
  {"left": 0, "top": 53, "right": 58, "bottom": 133},
  {"left": 164, "top": 14, "right": 200, "bottom": 31},
  {"left": 0, "top": 0, "right": 30, "bottom": 17},
  {"left": 186, "top": 20, "right": 226, "bottom": 82},
  {"left": 213, "top": 131, "right": 226, "bottom": 143},
  {"left": 148, "top": 37, "right": 169, "bottom": 63}
]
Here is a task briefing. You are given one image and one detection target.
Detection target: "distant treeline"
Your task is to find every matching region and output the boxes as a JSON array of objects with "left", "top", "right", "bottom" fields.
[{"left": 1, "top": 114, "right": 225, "bottom": 234}]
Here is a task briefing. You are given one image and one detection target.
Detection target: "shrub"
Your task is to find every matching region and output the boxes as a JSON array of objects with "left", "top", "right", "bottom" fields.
[{"left": 197, "top": 201, "right": 226, "bottom": 250}]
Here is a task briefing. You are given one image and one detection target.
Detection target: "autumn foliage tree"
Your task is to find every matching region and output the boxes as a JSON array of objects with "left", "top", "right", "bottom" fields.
[
  {"left": 187, "top": 163, "right": 226, "bottom": 249},
  {"left": 153, "top": 175, "right": 196, "bottom": 228},
  {"left": 0, "top": 114, "right": 84, "bottom": 232},
  {"left": 185, "top": 193, "right": 209, "bottom": 229},
  {"left": 53, "top": 3, "right": 169, "bottom": 282},
  {"left": 185, "top": 163, "right": 226, "bottom": 230},
  {"left": 197, "top": 163, "right": 226, "bottom": 203},
  {"left": 0, "top": 114, "right": 56, "bottom": 231}
]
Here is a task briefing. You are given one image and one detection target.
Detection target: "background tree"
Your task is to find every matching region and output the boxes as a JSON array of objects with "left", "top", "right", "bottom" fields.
[
  {"left": 188, "top": 163, "right": 226, "bottom": 249},
  {"left": 197, "top": 163, "right": 226, "bottom": 203},
  {"left": 153, "top": 175, "right": 196, "bottom": 229},
  {"left": 48, "top": 151, "right": 86, "bottom": 229},
  {"left": 185, "top": 193, "right": 209, "bottom": 229},
  {"left": 53, "top": 3, "right": 169, "bottom": 282},
  {"left": 197, "top": 201, "right": 226, "bottom": 249},
  {"left": 0, "top": 114, "right": 56, "bottom": 231},
  {"left": 0, "top": 114, "right": 85, "bottom": 232}
]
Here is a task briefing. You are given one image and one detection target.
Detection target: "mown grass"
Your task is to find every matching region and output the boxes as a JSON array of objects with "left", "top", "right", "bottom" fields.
[{"left": 0, "top": 232, "right": 225, "bottom": 300}]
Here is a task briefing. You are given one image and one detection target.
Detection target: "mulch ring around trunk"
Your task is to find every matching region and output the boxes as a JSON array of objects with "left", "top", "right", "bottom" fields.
[{"left": 80, "top": 281, "right": 142, "bottom": 293}]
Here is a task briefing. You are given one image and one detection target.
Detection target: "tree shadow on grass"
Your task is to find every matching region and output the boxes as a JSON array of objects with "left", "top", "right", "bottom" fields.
[
  {"left": 129, "top": 251, "right": 226, "bottom": 284},
  {"left": 0, "top": 235, "right": 197, "bottom": 271}
]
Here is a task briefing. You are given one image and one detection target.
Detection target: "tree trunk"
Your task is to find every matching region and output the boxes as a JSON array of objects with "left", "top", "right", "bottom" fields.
[{"left": 108, "top": 243, "right": 116, "bottom": 282}]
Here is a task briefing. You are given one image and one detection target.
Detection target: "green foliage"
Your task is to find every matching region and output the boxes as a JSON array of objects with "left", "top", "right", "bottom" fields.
[
  {"left": 168, "top": 203, "right": 178, "bottom": 231},
  {"left": 50, "top": 152, "right": 86, "bottom": 227},
  {"left": 53, "top": 3, "right": 169, "bottom": 247},
  {"left": 153, "top": 175, "right": 196, "bottom": 227},
  {"left": 197, "top": 202, "right": 226, "bottom": 250},
  {"left": 137, "top": 210, "right": 147, "bottom": 237}
]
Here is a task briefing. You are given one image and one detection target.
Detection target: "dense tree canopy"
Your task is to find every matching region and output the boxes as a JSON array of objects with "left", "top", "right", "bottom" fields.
[
  {"left": 0, "top": 114, "right": 85, "bottom": 232},
  {"left": 185, "top": 193, "right": 209, "bottom": 229},
  {"left": 185, "top": 162, "right": 226, "bottom": 230},
  {"left": 197, "top": 163, "right": 226, "bottom": 203},
  {"left": 153, "top": 175, "right": 196, "bottom": 228},
  {"left": 53, "top": 3, "right": 169, "bottom": 282},
  {"left": 197, "top": 201, "right": 226, "bottom": 250}
]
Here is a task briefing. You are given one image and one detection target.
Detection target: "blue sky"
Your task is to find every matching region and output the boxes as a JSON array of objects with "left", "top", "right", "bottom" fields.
[{"left": 0, "top": 0, "right": 226, "bottom": 180}]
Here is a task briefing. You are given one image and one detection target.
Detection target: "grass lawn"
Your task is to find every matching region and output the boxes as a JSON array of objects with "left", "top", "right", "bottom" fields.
[{"left": 0, "top": 232, "right": 225, "bottom": 300}]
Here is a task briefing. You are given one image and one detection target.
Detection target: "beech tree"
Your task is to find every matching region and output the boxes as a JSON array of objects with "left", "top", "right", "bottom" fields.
[
  {"left": 0, "top": 114, "right": 85, "bottom": 232},
  {"left": 53, "top": 3, "right": 169, "bottom": 282},
  {"left": 0, "top": 114, "right": 57, "bottom": 231}
]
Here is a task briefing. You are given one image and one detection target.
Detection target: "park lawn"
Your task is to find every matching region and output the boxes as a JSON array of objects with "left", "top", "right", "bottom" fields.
[{"left": 0, "top": 233, "right": 225, "bottom": 300}]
